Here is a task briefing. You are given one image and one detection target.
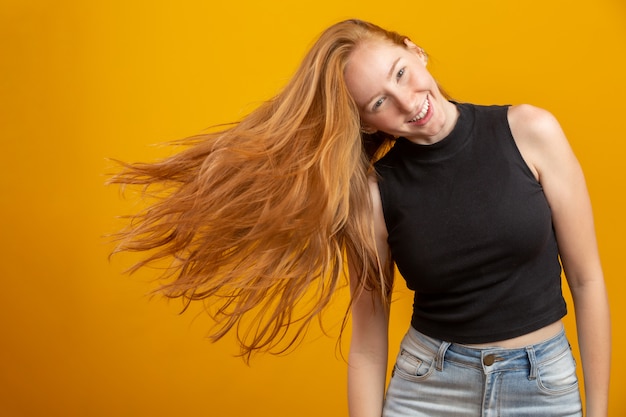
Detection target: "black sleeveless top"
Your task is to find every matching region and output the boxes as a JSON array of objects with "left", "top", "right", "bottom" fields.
[{"left": 374, "top": 102, "right": 566, "bottom": 343}]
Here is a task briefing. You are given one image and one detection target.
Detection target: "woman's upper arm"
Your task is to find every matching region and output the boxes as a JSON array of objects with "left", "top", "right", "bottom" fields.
[
  {"left": 349, "top": 177, "right": 391, "bottom": 341},
  {"left": 508, "top": 104, "right": 603, "bottom": 286},
  {"left": 368, "top": 177, "right": 390, "bottom": 275}
]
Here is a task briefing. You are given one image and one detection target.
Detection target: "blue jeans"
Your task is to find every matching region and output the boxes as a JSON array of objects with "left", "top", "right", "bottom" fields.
[{"left": 383, "top": 327, "right": 582, "bottom": 416}]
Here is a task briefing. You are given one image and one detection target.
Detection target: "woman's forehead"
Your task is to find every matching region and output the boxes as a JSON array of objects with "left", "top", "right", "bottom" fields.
[
  {"left": 346, "top": 40, "right": 404, "bottom": 80},
  {"left": 343, "top": 41, "right": 402, "bottom": 106}
]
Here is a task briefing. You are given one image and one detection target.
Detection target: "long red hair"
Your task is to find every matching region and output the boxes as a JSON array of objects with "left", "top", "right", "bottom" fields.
[{"left": 109, "top": 20, "right": 407, "bottom": 358}]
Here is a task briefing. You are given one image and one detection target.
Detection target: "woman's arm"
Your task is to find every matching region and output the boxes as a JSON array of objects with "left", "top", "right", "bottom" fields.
[
  {"left": 509, "top": 105, "right": 611, "bottom": 417},
  {"left": 347, "top": 178, "right": 392, "bottom": 417}
]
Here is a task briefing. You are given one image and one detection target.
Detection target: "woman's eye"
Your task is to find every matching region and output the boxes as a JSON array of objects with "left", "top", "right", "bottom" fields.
[
  {"left": 396, "top": 68, "right": 405, "bottom": 79},
  {"left": 373, "top": 98, "right": 385, "bottom": 110}
]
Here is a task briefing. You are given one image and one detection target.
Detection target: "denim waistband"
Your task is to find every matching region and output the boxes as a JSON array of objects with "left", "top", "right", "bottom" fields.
[{"left": 404, "top": 326, "right": 571, "bottom": 377}]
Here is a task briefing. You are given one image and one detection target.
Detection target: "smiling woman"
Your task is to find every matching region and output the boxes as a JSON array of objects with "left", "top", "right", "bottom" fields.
[
  {"left": 2, "top": 0, "right": 624, "bottom": 415},
  {"left": 344, "top": 38, "right": 456, "bottom": 143},
  {"left": 107, "top": 19, "right": 610, "bottom": 417}
]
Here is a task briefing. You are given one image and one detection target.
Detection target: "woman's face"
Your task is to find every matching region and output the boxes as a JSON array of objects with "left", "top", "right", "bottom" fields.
[{"left": 344, "top": 38, "right": 457, "bottom": 144}]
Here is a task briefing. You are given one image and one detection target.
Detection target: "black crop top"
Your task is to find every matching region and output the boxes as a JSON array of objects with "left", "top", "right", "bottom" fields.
[{"left": 374, "top": 102, "right": 567, "bottom": 343}]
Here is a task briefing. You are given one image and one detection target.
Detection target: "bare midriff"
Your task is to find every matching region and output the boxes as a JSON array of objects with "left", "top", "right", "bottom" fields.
[{"left": 460, "top": 320, "right": 564, "bottom": 349}]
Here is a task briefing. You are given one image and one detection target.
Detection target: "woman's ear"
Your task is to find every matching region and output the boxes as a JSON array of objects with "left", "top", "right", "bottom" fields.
[
  {"left": 404, "top": 38, "right": 428, "bottom": 65},
  {"left": 403, "top": 38, "right": 418, "bottom": 50}
]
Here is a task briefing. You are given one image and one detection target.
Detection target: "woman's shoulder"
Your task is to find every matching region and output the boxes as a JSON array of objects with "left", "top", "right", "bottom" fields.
[
  {"left": 507, "top": 104, "right": 563, "bottom": 139},
  {"left": 507, "top": 104, "right": 571, "bottom": 180}
]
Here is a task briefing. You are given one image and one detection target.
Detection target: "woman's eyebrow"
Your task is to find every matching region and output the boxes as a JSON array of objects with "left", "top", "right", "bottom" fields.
[{"left": 387, "top": 57, "right": 402, "bottom": 79}]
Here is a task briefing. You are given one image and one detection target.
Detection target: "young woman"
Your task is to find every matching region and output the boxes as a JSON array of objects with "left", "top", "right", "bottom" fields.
[{"left": 110, "top": 19, "right": 610, "bottom": 416}]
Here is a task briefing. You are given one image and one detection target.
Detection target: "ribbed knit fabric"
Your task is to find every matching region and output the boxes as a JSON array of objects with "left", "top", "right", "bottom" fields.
[{"left": 375, "top": 102, "right": 566, "bottom": 343}]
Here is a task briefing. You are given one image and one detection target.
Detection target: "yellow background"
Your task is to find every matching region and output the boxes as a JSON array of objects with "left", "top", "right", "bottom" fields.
[{"left": 1, "top": 0, "right": 624, "bottom": 415}]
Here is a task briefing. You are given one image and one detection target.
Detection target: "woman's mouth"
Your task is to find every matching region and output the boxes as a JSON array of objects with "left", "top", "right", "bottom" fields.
[{"left": 408, "top": 96, "right": 431, "bottom": 124}]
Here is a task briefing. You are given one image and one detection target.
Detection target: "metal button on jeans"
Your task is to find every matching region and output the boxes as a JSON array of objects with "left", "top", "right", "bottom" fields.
[{"left": 483, "top": 354, "right": 497, "bottom": 366}]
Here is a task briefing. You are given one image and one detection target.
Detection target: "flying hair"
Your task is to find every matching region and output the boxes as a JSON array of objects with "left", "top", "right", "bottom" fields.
[{"left": 108, "top": 19, "right": 407, "bottom": 360}]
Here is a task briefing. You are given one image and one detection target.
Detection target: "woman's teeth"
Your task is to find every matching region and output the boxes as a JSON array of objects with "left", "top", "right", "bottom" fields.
[{"left": 410, "top": 98, "right": 430, "bottom": 122}]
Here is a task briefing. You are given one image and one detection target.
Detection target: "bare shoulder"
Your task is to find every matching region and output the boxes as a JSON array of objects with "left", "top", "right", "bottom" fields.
[
  {"left": 507, "top": 104, "right": 564, "bottom": 142},
  {"left": 507, "top": 104, "right": 572, "bottom": 179}
]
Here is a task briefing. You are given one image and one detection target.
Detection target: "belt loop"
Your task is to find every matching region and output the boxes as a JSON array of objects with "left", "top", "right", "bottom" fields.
[
  {"left": 525, "top": 346, "right": 537, "bottom": 380},
  {"left": 435, "top": 341, "right": 451, "bottom": 371}
]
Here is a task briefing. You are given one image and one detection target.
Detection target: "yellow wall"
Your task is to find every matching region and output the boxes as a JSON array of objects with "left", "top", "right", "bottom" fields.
[{"left": 1, "top": 0, "right": 624, "bottom": 415}]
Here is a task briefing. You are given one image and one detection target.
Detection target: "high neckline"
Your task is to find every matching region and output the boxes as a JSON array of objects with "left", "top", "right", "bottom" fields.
[{"left": 395, "top": 102, "right": 474, "bottom": 163}]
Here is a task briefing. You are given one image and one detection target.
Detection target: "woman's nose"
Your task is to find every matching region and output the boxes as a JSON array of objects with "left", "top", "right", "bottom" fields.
[{"left": 397, "top": 91, "right": 416, "bottom": 113}]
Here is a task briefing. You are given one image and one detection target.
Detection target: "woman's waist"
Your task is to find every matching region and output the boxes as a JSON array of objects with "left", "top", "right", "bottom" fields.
[
  {"left": 458, "top": 320, "right": 564, "bottom": 349},
  {"left": 406, "top": 320, "right": 569, "bottom": 364}
]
